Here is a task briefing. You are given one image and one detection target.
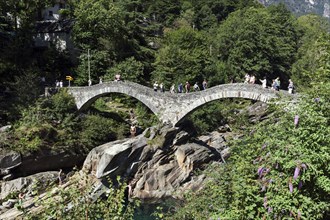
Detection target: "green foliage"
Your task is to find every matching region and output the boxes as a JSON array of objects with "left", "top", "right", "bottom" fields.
[
  {"left": 104, "top": 57, "right": 145, "bottom": 83},
  {"left": 186, "top": 99, "right": 251, "bottom": 135},
  {"left": 135, "top": 102, "right": 159, "bottom": 129},
  {"left": 7, "top": 90, "right": 129, "bottom": 153},
  {"left": 79, "top": 114, "right": 124, "bottom": 149},
  {"left": 151, "top": 26, "right": 214, "bottom": 88},
  {"left": 167, "top": 83, "right": 330, "bottom": 219},
  {"left": 291, "top": 29, "right": 330, "bottom": 90},
  {"left": 215, "top": 5, "right": 300, "bottom": 85},
  {"left": 28, "top": 175, "right": 138, "bottom": 220}
]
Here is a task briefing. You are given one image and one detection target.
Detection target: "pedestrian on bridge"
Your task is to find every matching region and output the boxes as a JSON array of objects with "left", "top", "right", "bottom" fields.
[
  {"left": 170, "top": 84, "right": 175, "bottom": 93},
  {"left": 260, "top": 77, "right": 267, "bottom": 89},
  {"left": 153, "top": 81, "right": 159, "bottom": 92},
  {"left": 185, "top": 82, "right": 191, "bottom": 93},
  {"left": 193, "top": 82, "right": 200, "bottom": 91},
  {"left": 178, "top": 83, "right": 183, "bottom": 93},
  {"left": 202, "top": 79, "right": 208, "bottom": 90},
  {"left": 160, "top": 82, "right": 165, "bottom": 92}
]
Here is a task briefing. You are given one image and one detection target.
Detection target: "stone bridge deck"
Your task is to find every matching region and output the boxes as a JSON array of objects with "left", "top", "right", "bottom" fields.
[{"left": 68, "top": 81, "right": 287, "bottom": 126}]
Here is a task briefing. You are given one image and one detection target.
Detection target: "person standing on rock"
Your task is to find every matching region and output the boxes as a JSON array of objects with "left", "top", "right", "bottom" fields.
[
  {"left": 130, "top": 124, "right": 136, "bottom": 137},
  {"left": 58, "top": 169, "right": 63, "bottom": 185},
  {"left": 288, "top": 79, "right": 294, "bottom": 94}
]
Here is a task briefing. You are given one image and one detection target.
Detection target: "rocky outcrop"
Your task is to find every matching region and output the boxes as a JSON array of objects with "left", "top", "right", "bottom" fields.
[
  {"left": 82, "top": 125, "right": 229, "bottom": 202},
  {"left": 13, "top": 149, "right": 85, "bottom": 177},
  {"left": 0, "top": 171, "right": 59, "bottom": 200}
]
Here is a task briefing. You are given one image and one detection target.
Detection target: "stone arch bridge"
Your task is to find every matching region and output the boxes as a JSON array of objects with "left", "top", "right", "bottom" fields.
[{"left": 68, "top": 81, "right": 285, "bottom": 126}]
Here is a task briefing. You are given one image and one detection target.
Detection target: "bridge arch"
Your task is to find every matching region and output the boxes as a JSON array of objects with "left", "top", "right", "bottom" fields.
[
  {"left": 68, "top": 82, "right": 284, "bottom": 126},
  {"left": 68, "top": 81, "right": 163, "bottom": 115},
  {"left": 172, "top": 84, "right": 278, "bottom": 125}
]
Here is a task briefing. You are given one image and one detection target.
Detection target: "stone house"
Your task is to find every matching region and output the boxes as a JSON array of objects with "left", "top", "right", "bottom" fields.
[{"left": 33, "top": 0, "right": 74, "bottom": 52}]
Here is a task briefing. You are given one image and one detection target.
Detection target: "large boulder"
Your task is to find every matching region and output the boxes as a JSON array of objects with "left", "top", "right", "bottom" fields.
[
  {"left": 0, "top": 171, "right": 59, "bottom": 200},
  {"left": 13, "top": 149, "right": 85, "bottom": 177},
  {"left": 82, "top": 126, "right": 223, "bottom": 202},
  {"left": 82, "top": 136, "right": 152, "bottom": 179},
  {"left": 0, "top": 151, "right": 21, "bottom": 171}
]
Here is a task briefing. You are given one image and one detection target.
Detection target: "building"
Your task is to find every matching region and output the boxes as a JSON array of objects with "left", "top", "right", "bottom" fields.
[{"left": 33, "top": 0, "right": 74, "bottom": 52}]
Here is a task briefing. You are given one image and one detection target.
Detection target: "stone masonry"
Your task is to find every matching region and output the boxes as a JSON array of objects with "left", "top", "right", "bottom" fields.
[{"left": 68, "top": 81, "right": 283, "bottom": 126}]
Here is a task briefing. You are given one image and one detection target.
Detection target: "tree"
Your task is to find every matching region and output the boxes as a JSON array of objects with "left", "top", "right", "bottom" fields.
[
  {"left": 291, "top": 14, "right": 330, "bottom": 90},
  {"left": 73, "top": 0, "right": 154, "bottom": 85},
  {"left": 215, "top": 5, "right": 299, "bottom": 86},
  {"left": 151, "top": 26, "right": 215, "bottom": 88},
  {"left": 189, "top": 0, "right": 261, "bottom": 30}
]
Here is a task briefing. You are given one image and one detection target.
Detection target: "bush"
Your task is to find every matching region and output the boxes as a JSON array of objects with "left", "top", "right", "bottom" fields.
[{"left": 166, "top": 83, "right": 330, "bottom": 219}]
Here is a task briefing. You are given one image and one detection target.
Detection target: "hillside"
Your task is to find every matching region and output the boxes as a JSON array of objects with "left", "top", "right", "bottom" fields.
[{"left": 259, "top": 0, "right": 330, "bottom": 19}]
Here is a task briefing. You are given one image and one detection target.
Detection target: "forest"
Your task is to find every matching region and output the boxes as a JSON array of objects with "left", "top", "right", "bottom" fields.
[{"left": 0, "top": 0, "right": 329, "bottom": 219}]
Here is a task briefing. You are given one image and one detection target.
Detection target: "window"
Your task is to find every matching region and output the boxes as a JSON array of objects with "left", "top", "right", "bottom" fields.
[{"left": 48, "top": 11, "right": 53, "bottom": 17}]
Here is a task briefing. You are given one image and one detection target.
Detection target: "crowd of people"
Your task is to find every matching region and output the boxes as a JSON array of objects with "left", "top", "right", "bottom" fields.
[
  {"left": 153, "top": 79, "right": 208, "bottom": 94},
  {"left": 54, "top": 72, "right": 294, "bottom": 94},
  {"left": 244, "top": 74, "right": 294, "bottom": 93}
]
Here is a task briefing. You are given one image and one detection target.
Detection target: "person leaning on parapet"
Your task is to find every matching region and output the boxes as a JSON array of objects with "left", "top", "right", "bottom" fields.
[
  {"left": 114, "top": 74, "right": 121, "bottom": 81},
  {"left": 249, "top": 75, "right": 256, "bottom": 84},
  {"left": 260, "top": 77, "right": 267, "bottom": 89},
  {"left": 244, "top": 74, "right": 250, "bottom": 84},
  {"left": 193, "top": 82, "right": 200, "bottom": 91}
]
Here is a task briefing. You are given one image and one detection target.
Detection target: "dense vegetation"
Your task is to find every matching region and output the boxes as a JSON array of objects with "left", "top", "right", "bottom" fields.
[
  {"left": 167, "top": 82, "right": 330, "bottom": 219},
  {"left": 0, "top": 0, "right": 329, "bottom": 219}
]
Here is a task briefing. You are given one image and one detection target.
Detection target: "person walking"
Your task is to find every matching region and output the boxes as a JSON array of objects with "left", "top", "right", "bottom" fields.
[
  {"left": 202, "top": 79, "right": 208, "bottom": 90},
  {"left": 185, "top": 81, "right": 190, "bottom": 93},
  {"left": 178, "top": 83, "right": 183, "bottom": 93},
  {"left": 170, "top": 84, "right": 175, "bottom": 93}
]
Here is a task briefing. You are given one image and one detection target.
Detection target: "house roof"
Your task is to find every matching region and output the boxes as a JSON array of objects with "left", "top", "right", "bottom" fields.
[{"left": 35, "top": 19, "right": 74, "bottom": 33}]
